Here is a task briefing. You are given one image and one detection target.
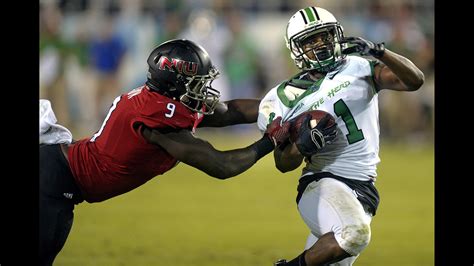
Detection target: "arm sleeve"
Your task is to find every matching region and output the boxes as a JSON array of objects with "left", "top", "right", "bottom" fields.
[{"left": 257, "top": 89, "right": 282, "bottom": 134}]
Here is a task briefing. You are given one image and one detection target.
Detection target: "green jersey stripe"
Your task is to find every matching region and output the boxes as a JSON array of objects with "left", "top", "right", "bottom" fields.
[{"left": 276, "top": 75, "right": 325, "bottom": 108}]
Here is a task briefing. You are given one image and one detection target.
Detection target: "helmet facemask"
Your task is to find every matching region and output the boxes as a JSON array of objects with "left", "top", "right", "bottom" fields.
[
  {"left": 289, "top": 24, "right": 345, "bottom": 73},
  {"left": 179, "top": 66, "right": 221, "bottom": 115}
]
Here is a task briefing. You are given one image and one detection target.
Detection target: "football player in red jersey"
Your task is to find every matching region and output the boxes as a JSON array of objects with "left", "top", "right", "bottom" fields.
[{"left": 39, "top": 39, "right": 290, "bottom": 266}]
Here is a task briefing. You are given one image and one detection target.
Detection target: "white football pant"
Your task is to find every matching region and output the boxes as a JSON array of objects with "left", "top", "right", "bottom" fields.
[{"left": 298, "top": 178, "right": 373, "bottom": 265}]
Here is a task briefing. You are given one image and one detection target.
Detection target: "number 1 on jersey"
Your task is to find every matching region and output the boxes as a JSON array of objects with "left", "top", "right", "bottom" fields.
[{"left": 334, "top": 99, "right": 364, "bottom": 144}]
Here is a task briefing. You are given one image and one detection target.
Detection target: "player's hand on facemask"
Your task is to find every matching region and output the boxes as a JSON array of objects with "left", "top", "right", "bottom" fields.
[
  {"left": 295, "top": 114, "right": 338, "bottom": 157},
  {"left": 342, "top": 36, "right": 385, "bottom": 58},
  {"left": 265, "top": 117, "right": 291, "bottom": 146}
]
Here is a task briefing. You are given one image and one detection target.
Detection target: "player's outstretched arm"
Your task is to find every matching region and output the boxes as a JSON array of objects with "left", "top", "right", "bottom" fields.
[
  {"left": 141, "top": 117, "right": 289, "bottom": 179},
  {"left": 199, "top": 99, "right": 261, "bottom": 127},
  {"left": 273, "top": 140, "right": 304, "bottom": 173}
]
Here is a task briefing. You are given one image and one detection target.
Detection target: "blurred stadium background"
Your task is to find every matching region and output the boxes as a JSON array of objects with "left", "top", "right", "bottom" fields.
[{"left": 40, "top": 0, "right": 434, "bottom": 265}]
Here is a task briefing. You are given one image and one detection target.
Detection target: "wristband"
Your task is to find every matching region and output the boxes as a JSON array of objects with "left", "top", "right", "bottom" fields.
[{"left": 252, "top": 135, "right": 275, "bottom": 160}]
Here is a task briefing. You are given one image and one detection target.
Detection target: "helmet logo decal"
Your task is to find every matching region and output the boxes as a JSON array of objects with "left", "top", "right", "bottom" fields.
[
  {"left": 158, "top": 56, "right": 198, "bottom": 76},
  {"left": 183, "top": 60, "right": 198, "bottom": 76}
]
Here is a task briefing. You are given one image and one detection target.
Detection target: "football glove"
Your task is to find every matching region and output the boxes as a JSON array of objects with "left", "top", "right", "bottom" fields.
[
  {"left": 265, "top": 116, "right": 291, "bottom": 146},
  {"left": 342, "top": 36, "right": 385, "bottom": 58},
  {"left": 295, "top": 114, "right": 338, "bottom": 157}
]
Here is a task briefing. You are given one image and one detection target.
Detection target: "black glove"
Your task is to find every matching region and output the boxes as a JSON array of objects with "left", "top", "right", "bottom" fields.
[
  {"left": 342, "top": 36, "right": 385, "bottom": 58},
  {"left": 295, "top": 114, "right": 338, "bottom": 157}
]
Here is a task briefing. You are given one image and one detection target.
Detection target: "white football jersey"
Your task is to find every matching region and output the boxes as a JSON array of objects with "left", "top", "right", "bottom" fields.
[{"left": 258, "top": 56, "right": 380, "bottom": 181}]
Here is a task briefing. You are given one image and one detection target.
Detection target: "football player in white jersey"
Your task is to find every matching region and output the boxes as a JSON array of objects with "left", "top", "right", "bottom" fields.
[{"left": 257, "top": 6, "right": 425, "bottom": 266}]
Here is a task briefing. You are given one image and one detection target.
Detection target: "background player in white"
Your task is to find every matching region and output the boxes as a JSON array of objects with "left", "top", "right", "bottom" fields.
[{"left": 256, "top": 6, "right": 425, "bottom": 266}]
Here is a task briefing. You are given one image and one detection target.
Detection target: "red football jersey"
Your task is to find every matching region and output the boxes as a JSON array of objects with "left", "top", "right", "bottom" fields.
[{"left": 68, "top": 85, "right": 204, "bottom": 202}]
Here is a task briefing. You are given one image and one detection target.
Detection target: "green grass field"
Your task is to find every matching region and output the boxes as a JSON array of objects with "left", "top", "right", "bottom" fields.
[{"left": 56, "top": 132, "right": 434, "bottom": 266}]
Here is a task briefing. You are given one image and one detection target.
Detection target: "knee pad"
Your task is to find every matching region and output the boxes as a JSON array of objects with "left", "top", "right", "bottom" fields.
[{"left": 335, "top": 223, "right": 371, "bottom": 256}]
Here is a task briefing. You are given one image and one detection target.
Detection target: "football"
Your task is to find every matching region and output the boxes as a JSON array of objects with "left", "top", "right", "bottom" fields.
[{"left": 289, "top": 110, "right": 336, "bottom": 143}]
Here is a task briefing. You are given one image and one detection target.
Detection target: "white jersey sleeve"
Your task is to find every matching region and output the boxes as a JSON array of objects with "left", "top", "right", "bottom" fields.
[{"left": 257, "top": 85, "right": 282, "bottom": 134}]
